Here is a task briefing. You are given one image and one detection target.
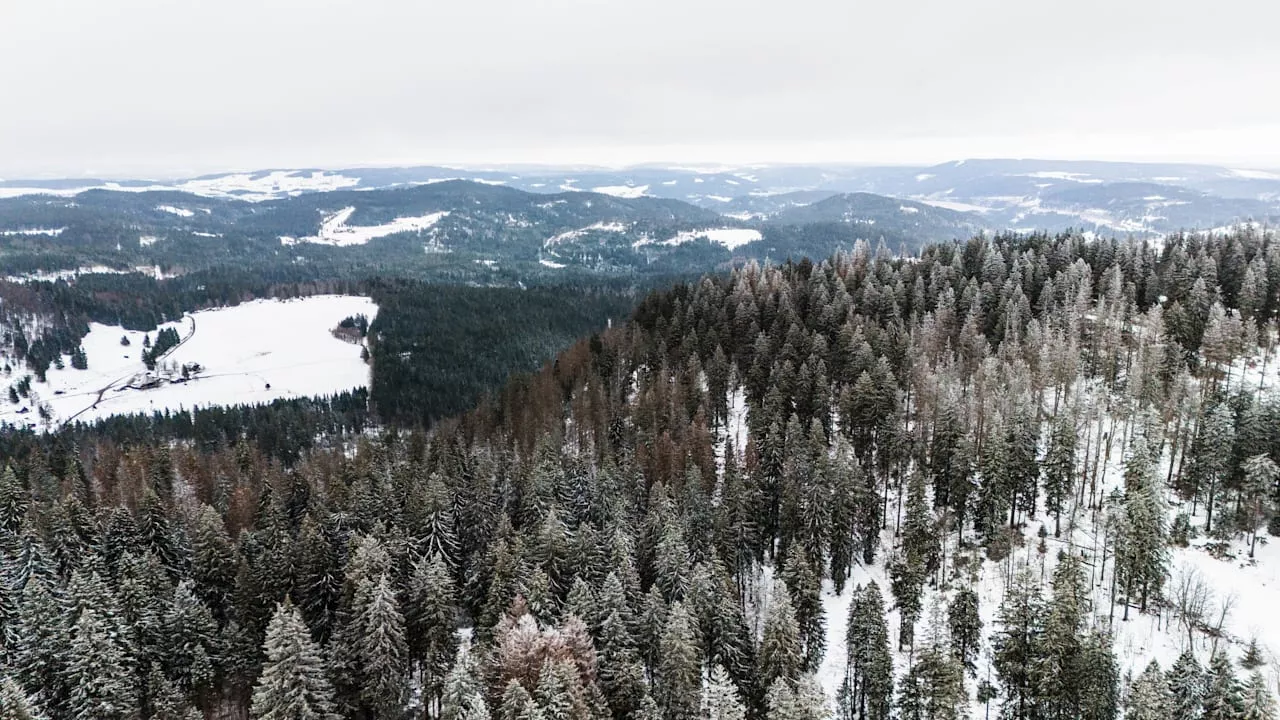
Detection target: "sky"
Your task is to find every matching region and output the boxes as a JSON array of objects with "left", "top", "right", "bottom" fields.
[{"left": 3, "top": 0, "right": 1279, "bottom": 177}]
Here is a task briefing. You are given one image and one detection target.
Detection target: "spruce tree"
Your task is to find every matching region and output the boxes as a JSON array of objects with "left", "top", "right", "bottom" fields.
[
  {"left": 846, "top": 582, "right": 893, "bottom": 720},
  {"left": 441, "top": 646, "right": 490, "bottom": 720},
  {"left": 1241, "top": 671, "right": 1276, "bottom": 720},
  {"left": 250, "top": 602, "right": 341, "bottom": 720},
  {"left": 781, "top": 546, "right": 826, "bottom": 672},
  {"left": 898, "top": 647, "right": 966, "bottom": 720},
  {"left": 947, "top": 588, "right": 982, "bottom": 674},
  {"left": 406, "top": 553, "right": 459, "bottom": 711},
  {"left": 993, "top": 571, "right": 1044, "bottom": 720},
  {"left": 760, "top": 577, "right": 804, "bottom": 689},
  {"left": 66, "top": 607, "right": 139, "bottom": 720},
  {"left": 1168, "top": 650, "right": 1205, "bottom": 720},
  {"left": 703, "top": 665, "right": 748, "bottom": 720},
  {"left": 1202, "top": 652, "right": 1243, "bottom": 720},
  {"left": 0, "top": 677, "right": 48, "bottom": 720},
  {"left": 656, "top": 601, "right": 701, "bottom": 720},
  {"left": 354, "top": 573, "right": 409, "bottom": 720},
  {"left": 1129, "top": 662, "right": 1174, "bottom": 720}
]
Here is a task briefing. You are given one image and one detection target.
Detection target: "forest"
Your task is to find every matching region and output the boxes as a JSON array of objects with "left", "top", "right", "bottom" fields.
[{"left": 1, "top": 227, "right": 1279, "bottom": 720}]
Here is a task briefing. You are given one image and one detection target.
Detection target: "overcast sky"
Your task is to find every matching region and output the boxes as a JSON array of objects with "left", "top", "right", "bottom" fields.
[{"left": 3, "top": 0, "right": 1279, "bottom": 177}]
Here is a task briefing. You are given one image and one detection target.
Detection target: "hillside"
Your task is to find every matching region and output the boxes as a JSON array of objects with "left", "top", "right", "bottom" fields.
[
  {"left": 771, "top": 193, "right": 990, "bottom": 244},
  {"left": 1, "top": 227, "right": 1278, "bottom": 720}
]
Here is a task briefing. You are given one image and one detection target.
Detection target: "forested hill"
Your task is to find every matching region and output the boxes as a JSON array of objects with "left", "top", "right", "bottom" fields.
[{"left": 2, "top": 227, "right": 1280, "bottom": 720}]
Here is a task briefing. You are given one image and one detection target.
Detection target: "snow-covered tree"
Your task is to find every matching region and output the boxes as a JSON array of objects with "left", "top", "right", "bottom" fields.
[{"left": 250, "top": 602, "right": 341, "bottom": 720}]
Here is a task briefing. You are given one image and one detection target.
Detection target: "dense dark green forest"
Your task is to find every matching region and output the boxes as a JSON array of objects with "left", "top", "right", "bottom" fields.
[
  {"left": 366, "top": 282, "right": 639, "bottom": 426},
  {"left": 1, "top": 228, "right": 1280, "bottom": 720}
]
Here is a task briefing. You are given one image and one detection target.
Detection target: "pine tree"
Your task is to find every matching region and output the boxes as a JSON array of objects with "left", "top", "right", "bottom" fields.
[{"left": 250, "top": 602, "right": 341, "bottom": 720}]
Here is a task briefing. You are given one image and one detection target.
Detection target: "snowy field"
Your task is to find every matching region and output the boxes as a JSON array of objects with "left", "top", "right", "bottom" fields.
[
  {"left": 0, "top": 295, "right": 376, "bottom": 430},
  {"left": 280, "top": 207, "right": 450, "bottom": 246},
  {"left": 633, "top": 227, "right": 764, "bottom": 251}
]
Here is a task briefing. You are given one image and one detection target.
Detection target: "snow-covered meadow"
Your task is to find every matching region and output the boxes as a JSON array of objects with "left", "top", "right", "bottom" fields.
[
  {"left": 280, "top": 207, "right": 450, "bottom": 246},
  {"left": 0, "top": 295, "right": 377, "bottom": 430}
]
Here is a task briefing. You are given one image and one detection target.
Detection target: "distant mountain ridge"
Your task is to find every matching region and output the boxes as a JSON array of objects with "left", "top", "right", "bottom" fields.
[{"left": 4, "top": 158, "right": 1278, "bottom": 238}]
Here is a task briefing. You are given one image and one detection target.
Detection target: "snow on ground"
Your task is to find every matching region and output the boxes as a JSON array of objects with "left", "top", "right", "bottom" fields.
[
  {"left": 156, "top": 205, "right": 194, "bottom": 217},
  {"left": 4, "top": 266, "right": 137, "bottom": 283},
  {"left": 280, "top": 207, "right": 450, "bottom": 247},
  {"left": 1229, "top": 169, "right": 1280, "bottom": 181},
  {"left": 637, "top": 228, "right": 763, "bottom": 251},
  {"left": 544, "top": 222, "right": 628, "bottom": 247},
  {"left": 751, "top": 342, "right": 1280, "bottom": 712},
  {"left": 0, "top": 227, "right": 66, "bottom": 237},
  {"left": 1022, "top": 171, "right": 1104, "bottom": 183},
  {"left": 591, "top": 185, "right": 649, "bottom": 199},
  {"left": 0, "top": 295, "right": 376, "bottom": 430},
  {"left": 539, "top": 259, "right": 566, "bottom": 269},
  {"left": 139, "top": 235, "right": 159, "bottom": 247},
  {"left": 900, "top": 205, "right": 920, "bottom": 214},
  {"left": 0, "top": 171, "right": 363, "bottom": 203},
  {"left": 178, "top": 170, "right": 361, "bottom": 201}
]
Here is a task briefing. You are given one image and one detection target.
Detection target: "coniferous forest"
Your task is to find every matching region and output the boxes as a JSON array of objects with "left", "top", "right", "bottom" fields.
[{"left": 2, "top": 227, "right": 1280, "bottom": 720}]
